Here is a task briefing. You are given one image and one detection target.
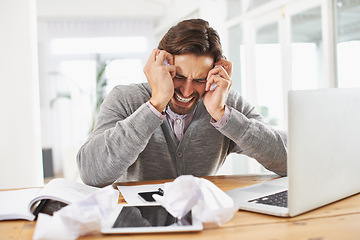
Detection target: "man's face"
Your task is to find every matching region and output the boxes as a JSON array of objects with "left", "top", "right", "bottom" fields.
[{"left": 168, "top": 54, "right": 214, "bottom": 115}]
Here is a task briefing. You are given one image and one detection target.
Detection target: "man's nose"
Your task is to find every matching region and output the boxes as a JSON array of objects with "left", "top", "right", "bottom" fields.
[{"left": 181, "top": 79, "right": 194, "bottom": 97}]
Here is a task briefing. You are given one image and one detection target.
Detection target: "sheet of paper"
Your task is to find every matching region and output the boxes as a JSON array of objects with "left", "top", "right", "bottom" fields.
[
  {"left": 0, "top": 188, "right": 40, "bottom": 221},
  {"left": 117, "top": 183, "right": 164, "bottom": 205}
]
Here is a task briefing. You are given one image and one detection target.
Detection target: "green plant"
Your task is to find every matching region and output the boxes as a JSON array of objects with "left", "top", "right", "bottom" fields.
[{"left": 90, "top": 54, "right": 113, "bottom": 132}]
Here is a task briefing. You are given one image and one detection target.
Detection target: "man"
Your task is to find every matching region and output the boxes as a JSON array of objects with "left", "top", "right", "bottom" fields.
[{"left": 77, "top": 19, "right": 287, "bottom": 187}]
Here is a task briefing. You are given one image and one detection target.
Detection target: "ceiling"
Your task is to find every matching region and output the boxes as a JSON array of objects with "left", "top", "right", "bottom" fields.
[{"left": 36, "top": 0, "right": 200, "bottom": 28}]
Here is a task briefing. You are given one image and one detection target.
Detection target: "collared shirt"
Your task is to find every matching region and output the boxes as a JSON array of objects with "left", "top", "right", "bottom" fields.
[
  {"left": 145, "top": 101, "right": 231, "bottom": 142},
  {"left": 165, "top": 105, "right": 196, "bottom": 142}
]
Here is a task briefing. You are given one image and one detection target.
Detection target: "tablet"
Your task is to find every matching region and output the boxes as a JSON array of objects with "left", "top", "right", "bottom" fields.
[{"left": 101, "top": 204, "right": 203, "bottom": 234}]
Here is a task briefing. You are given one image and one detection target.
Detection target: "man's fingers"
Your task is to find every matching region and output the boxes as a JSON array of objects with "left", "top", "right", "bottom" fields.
[
  {"left": 214, "top": 58, "right": 232, "bottom": 77},
  {"left": 155, "top": 50, "right": 174, "bottom": 66}
]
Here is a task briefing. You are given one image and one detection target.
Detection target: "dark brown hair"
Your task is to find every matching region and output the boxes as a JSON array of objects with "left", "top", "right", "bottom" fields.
[{"left": 158, "top": 19, "right": 223, "bottom": 63}]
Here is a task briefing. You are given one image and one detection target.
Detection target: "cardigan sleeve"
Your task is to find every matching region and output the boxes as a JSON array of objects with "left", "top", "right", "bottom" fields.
[
  {"left": 215, "top": 92, "right": 288, "bottom": 176},
  {"left": 76, "top": 86, "right": 164, "bottom": 187}
]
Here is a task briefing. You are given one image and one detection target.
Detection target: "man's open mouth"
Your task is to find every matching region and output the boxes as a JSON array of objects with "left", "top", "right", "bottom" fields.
[{"left": 175, "top": 92, "right": 194, "bottom": 103}]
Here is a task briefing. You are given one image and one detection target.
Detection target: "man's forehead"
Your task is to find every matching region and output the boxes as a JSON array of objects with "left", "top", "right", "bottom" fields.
[{"left": 174, "top": 54, "right": 214, "bottom": 78}]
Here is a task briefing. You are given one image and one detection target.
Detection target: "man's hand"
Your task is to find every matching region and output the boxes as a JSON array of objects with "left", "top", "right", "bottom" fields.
[
  {"left": 203, "top": 58, "right": 233, "bottom": 121},
  {"left": 143, "top": 49, "right": 176, "bottom": 113}
]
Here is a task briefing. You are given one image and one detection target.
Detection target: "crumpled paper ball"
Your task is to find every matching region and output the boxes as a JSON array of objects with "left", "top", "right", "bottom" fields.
[
  {"left": 33, "top": 186, "right": 119, "bottom": 240},
  {"left": 153, "top": 175, "right": 238, "bottom": 226}
]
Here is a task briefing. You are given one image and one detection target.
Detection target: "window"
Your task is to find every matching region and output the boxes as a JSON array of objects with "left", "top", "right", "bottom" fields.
[
  {"left": 336, "top": 0, "right": 360, "bottom": 88},
  {"left": 39, "top": 20, "right": 155, "bottom": 177},
  {"left": 291, "top": 7, "right": 323, "bottom": 90},
  {"left": 49, "top": 36, "right": 148, "bottom": 143},
  {"left": 255, "top": 22, "right": 284, "bottom": 127},
  {"left": 105, "top": 59, "right": 144, "bottom": 93},
  {"left": 50, "top": 37, "right": 148, "bottom": 55}
]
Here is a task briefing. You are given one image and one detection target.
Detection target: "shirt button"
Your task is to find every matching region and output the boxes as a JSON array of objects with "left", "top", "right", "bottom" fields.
[
  {"left": 175, "top": 119, "right": 181, "bottom": 124},
  {"left": 176, "top": 152, "right": 183, "bottom": 158}
]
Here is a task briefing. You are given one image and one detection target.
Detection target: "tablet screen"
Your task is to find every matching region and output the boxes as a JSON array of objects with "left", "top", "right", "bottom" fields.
[{"left": 112, "top": 205, "right": 192, "bottom": 228}]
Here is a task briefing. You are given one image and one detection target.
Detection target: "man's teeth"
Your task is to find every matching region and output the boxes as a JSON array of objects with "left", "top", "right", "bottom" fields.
[{"left": 175, "top": 93, "right": 193, "bottom": 103}]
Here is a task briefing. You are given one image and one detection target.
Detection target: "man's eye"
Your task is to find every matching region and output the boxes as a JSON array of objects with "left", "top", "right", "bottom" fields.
[
  {"left": 174, "top": 76, "right": 186, "bottom": 80},
  {"left": 194, "top": 79, "right": 207, "bottom": 84}
]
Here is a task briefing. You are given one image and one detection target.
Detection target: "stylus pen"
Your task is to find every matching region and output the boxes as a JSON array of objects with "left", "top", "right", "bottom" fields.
[{"left": 33, "top": 199, "right": 48, "bottom": 219}]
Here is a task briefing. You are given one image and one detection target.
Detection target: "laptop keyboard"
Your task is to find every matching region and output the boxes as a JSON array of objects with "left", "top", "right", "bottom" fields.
[{"left": 249, "top": 190, "right": 288, "bottom": 208}]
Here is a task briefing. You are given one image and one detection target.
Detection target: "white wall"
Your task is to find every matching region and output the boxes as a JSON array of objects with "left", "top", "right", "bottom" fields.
[{"left": 0, "top": 0, "right": 44, "bottom": 189}]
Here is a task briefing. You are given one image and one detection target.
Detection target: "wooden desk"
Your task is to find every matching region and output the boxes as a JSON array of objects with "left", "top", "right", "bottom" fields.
[{"left": 1, "top": 174, "right": 360, "bottom": 240}]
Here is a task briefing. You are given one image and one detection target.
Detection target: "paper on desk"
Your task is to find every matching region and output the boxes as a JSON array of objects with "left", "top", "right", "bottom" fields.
[
  {"left": 33, "top": 185, "right": 119, "bottom": 240},
  {"left": 153, "top": 175, "right": 238, "bottom": 226},
  {"left": 117, "top": 183, "right": 164, "bottom": 204}
]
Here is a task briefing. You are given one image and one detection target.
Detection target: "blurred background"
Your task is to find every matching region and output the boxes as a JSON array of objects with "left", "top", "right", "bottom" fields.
[{"left": 1, "top": 0, "right": 359, "bottom": 187}]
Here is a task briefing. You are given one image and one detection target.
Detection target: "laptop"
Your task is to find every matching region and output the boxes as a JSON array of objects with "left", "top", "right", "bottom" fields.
[{"left": 226, "top": 88, "right": 360, "bottom": 217}]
